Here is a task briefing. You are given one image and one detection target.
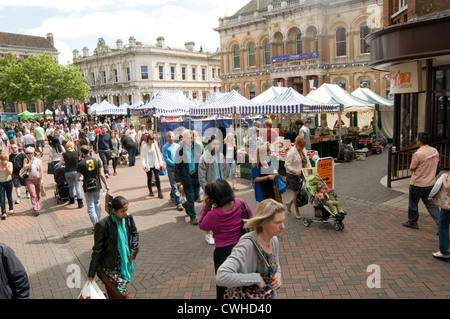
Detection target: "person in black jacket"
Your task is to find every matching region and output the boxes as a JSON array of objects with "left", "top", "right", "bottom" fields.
[
  {"left": 0, "top": 243, "right": 30, "bottom": 299},
  {"left": 120, "top": 134, "right": 138, "bottom": 167},
  {"left": 88, "top": 196, "right": 139, "bottom": 299},
  {"left": 174, "top": 129, "right": 203, "bottom": 225}
]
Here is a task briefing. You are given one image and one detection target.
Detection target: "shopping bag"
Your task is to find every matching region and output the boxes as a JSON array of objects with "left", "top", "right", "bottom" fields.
[
  {"left": 274, "top": 176, "right": 286, "bottom": 194},
  {"left": 78, "top": 280, "right": 107, "bottom": 299},
  {"left": 40, "top": 185, "right": 46, "bottom": 197},
  {"left": 159, "top": 167, "right": 167, "bottom": 176}
]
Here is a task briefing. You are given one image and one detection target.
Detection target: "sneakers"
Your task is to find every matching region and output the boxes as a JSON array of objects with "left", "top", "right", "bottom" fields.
[
  {"left": 432, "top": 251, "right": 450, "bottom": 261},
  {"left": 176, "top": 204, "right": 184, "bottom": 211},
  {"left": 402, "top": 221, "right": 418, "bottom": 229},
  {"left": 205, "top": 233, "right": 214, "bottom": 245},
  {"left": 190, "top": 218, "right": 198, "bottom": 226},
  {"left": 15, "top": 196, "right": 21, "bottom": 204}
]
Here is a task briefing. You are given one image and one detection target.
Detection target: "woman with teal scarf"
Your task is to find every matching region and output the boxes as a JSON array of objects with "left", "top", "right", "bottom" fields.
[{"left": 88, "top": 196, "right": 139, "bottom": 299}]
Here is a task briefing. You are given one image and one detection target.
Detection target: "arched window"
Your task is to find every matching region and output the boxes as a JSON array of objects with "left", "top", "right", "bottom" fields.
[
  {"left": 335, "top": 27, "right": 346, "bottom": 57},
  {"left": 335, "top": 79, "right": 346, "bottom": 90},
  {"left": 232, "top": 44, "right": 240, "bottom": 69},
  {"left": 248, "top": 42, "right": 256, "bottom": 67},
  {"left": 296, "top": 32, "right": 302, "bottom": 54},
  {"left": 360, "top": 24, "right": 370, "bottom": 54},
  {"left": 263, "top": 39, "right": 271, "bottom": 65}
]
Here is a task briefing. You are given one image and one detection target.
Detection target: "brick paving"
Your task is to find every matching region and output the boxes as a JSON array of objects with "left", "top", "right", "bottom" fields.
[{"left": 0, "top": 146, "right": 449, "bottom": 299}]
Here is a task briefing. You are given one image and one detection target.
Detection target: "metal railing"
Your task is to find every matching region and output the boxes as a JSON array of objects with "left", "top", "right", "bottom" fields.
[{"left": 387, "top": 140, "right": 450, "bottom": 187}]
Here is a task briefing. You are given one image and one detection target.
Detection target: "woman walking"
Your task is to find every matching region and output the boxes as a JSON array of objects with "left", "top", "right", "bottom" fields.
[
  {"left": 251, "top": 143, "right": 280, "bottom": 202},
  {"left": 199, "top": 179, "right": 253, "bottom": 299},
  {"left": 284, "top": 136, "right": 311, "bottom": 219},
  {"left": 224, "top": 132, "right": 238, "bottom": 190},
  {"left": 110, "top": 130, "right": 121, "bottom": 176},
  {"left": 58, "top": 141, "right": 83, "bottom": 208},
  {"left": 0, "top": 153, "right": 14, "bottom": 219},
  {"left": 88, "top": 196, "right": 139, "bottom": 299},
  {"left": 140, "top": 134, "right": 164, "bottom": 198},
  {"left": 23, "top": 147, "right": 43, "bottom": 216},
  {"left": 216, "top": 198, "right": 284, "bottom": 299}
]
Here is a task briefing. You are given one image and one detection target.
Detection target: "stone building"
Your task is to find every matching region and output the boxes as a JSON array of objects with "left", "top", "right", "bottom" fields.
[
  {"left": 0, "top": 32, "right": 58, "bottom": 114},
  {"left": 215, "top": 0, "right": 387, "bottom": 99},
  {"left": 73, "top": 36, "right": 221, "bottom": 106}
]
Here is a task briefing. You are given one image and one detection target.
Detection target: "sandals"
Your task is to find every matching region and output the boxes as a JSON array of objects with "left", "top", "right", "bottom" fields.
[{"left": 433, "top": 251, "right": 450, "bottom": 261}]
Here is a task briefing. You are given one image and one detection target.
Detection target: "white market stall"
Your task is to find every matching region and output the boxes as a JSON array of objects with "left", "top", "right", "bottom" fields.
[{"left": 251, "top": 86, "right": 288, "bottom": 104}]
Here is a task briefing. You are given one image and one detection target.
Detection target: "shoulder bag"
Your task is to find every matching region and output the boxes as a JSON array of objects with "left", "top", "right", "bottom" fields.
[
  {"left": 154, "top": 143, "right": 166, "bottom": 175},
  {"left": 223, "top": 237, "right": 274, "bottom": 299},
  {"left": 240, "top": 199, "right": 253, "bottom": 234}
]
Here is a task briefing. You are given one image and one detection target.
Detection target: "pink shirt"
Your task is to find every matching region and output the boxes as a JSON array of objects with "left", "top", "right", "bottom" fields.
[
  {"left": 199, "top": 198, "right": 253, "bottom": 248},
  {"left": 410, "top": 145, "right": 439, "bottom": 187}
]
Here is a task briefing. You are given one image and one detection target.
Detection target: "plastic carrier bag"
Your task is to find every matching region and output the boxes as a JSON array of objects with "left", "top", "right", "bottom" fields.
[{"left": 78, "top": 280, "right": 107, "bottom": 299}]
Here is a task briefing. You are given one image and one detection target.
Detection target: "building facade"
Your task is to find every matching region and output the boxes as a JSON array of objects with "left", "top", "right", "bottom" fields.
[
  {"left": 73, "top": 37, "right": 221, "bottom": 106},
  {"left": 0, "top": 32, "right": 59, "bottom": 114},
  {"left": 368, "top": 0, "right": 450, "bottom": 148},
  {"left": 215, "top": 0, "right": 387, "bottom": 99}
]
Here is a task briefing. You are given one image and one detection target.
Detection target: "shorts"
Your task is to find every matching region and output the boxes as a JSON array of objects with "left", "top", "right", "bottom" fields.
[
  {"left": 12, "top": 173, "right": 25, "bottom": 188},
  {"left": 36, "top": 140, "right": 45, "bottom": 148}
]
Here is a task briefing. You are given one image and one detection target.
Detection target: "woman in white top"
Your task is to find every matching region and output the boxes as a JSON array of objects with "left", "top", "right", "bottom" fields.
[
  {"left": 0, "top": 152, "right": 14, "bottom": 219},
  {"left": 125, "top": 124, "right": 138, "bottom": 144},
  {"left": 140, "top": 134, "right": 164, "bottom": 198},
  {"left": 284, "top": 136, "right": 311, "bottom": 219},
  {"left": 224, "top": 133, "right": 238, "bottom": 190},
  {"left": 23, "top": 147, "right": 43, "bottom": 216}
]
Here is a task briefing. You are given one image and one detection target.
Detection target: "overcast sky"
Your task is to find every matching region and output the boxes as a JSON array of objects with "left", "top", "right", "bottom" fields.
[{"left": 0, "top": 0, "right": 247, "bottom": 65}]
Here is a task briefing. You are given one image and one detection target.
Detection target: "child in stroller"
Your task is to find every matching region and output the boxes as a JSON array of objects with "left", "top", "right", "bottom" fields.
[{"left": 315, "top": 181, "right": 345, "bottom": 216}]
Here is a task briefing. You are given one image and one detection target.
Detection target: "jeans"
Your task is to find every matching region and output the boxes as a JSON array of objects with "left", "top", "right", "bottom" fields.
[
  {"left": 128, "top": 147, "right": 137, "bottom": 166},
  {"left": 225, "top": 159, "right": 236, "bottom": 179},
  {"left": 85, "top": 190, "right": 102, "bottom": 227},
  {"left": 183, "top": 175, "right": 200, "bottom": 219},
  {"left": 438, "top": 209, "right": 450, "bottom": 255},
  {"left": 0, "top": 180, "right": 13, "bottom": 215},
  {"left": 65, "top": 171, "right": 83, "bottom": 200},
  {"left": 167, "top": 169, "right": 182, "bottom": 205},
  {"left": 98, "top": 150, "right": 111, "bottom": 175},
  {"left": 408, "top": 184, "right": 440, "bottom": 225}
]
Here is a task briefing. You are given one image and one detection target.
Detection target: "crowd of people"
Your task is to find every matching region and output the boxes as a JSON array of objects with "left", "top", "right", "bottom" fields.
[{"left": 0, "top": 115, "right": 449, "bottom": 300}]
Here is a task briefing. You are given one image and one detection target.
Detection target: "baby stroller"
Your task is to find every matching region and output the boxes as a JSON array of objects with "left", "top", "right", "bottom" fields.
[
  {"left": 299, "top": 168, "right": 346, "bottom": 231},
  {"left": 53, "top": 163, "right": 70, "bottom": 203}
]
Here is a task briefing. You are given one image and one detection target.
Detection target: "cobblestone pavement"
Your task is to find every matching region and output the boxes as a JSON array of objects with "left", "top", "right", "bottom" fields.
[{"left": 1, "top": 147, "right": 449, "bottom": 299}]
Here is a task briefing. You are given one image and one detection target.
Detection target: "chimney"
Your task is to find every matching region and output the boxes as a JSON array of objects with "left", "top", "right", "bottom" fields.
[
  {"left": 185, "top": 41, "right": 195, "bottom": 51},
  {"left": 116, "top": 39, "right": 123, "bottom": 50},
  {"left": 46, "top": 33, "right": 54, "bottom": 46},
  {"left": 83, "top": 47, "right": 89, "bottom": 57},
  {"left": 73, "top": 49, "right": 79, "bottom": 60},
  {"left": 156, "top": 36, "right": 165, "bottom": 48},
  {"left": 129, "top": 36, "right": 136, "bottom": 48}
]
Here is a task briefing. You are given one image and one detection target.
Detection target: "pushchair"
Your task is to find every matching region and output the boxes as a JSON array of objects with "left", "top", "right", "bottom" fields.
[
  {"left": 298, "top": 168, "right": 346, "bottom": 231},
  {"left": 53, "top": 163, "right": 70, "bottom": 203}
]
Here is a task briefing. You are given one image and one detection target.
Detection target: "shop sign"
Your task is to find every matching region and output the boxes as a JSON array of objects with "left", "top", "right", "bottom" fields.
[
  {"left": 390, "top": 61, "right": 421, "bottom": 94},
  {"left": 316, "top": 157, "right": 334, "bottom": 189},
  {"left": 272, "top": 51, "right": 319, "bottom": 63}
]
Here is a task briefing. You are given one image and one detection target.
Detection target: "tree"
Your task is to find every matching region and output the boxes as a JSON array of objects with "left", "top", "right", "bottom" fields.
[{"left": 0, "top": 53, "right": 91, "bottom": 118}]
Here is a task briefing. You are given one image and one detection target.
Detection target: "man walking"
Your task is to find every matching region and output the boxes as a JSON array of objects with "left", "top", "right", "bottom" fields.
[
  {"left": 33, "top": 123, "right": 45, "bottom": 157},
  {"left": 9, "top": 144, "right": 26, "bottom": 204},
  {"left": 175, "top": 130, "right": 203, "bottom": 225},
  {"left": 403, "top": 132, "right": 440, "bottom": 229},
  {"left": 295, "top": 119, "right": 311, "bottom": 150},
  {"left": 76, "top": 145, "right": 110, "bottom": 231},
  {"left": 93, "top": 125, "right": 113, "bottom": 178},
  {"left": 162, "top": 131, "right": 183, "bottom": 211}
]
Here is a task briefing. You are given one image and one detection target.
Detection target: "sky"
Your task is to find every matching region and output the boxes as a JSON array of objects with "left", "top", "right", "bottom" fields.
[{"left": 0, "top": 0, "right": 247, "bottom": 65}]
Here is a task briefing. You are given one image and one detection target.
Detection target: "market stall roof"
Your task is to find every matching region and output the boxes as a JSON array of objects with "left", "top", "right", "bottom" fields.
[
  {"left": 190, "top": 90, "right": 256, "bottom": 116},
  {"left": 306, "top": 83, "right": 375, "bottom": 112},
  {"left": 99, "top": 103, "right": 128, "bottom": 115},
  {"left": 351, "top": 88, "right": 393, "bottom": 111},
  {"left": 242, "top": 87, "right": 341, "bottom": 114},
  {"left": 128, "top": 100, "right": 144, "bottom": 109},
  {"left": 134, "top": 90, "right": 196, "bottom": 117},
  {"left": 18, "top": 110, "right": 38, "bottom": 120},
  {"left": 251, "top": 86, "right": 288, "bottom": 103}
]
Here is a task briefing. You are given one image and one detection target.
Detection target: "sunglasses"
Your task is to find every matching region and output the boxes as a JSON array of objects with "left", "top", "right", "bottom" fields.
[{"left": 26, "top": 153, "right": 33, "bottom": 155}]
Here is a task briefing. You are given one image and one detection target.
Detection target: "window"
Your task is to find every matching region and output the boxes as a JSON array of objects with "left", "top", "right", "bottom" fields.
[
  {"left": 263, "top": 39, "right": 271, "bottom": 65},
  {"left": 26, "top": 103, "right": 36, "bottom": 113},
  {"left": 296, "top": 33, "right": 302, "bottom": 54},
  {"left": 212, "top": 68, "right": 216, "bottom": 79},
  {"left": 126, "top": 67, "right": 131, "bottom": 81},
  {"left": 192, "top": 67, "right": 196, "bottom": 80},
  {"left": 360, "top": 24, "right": 370, "bottom": 54},
  {"left": 141, "top": 66, "right": 149, "bottom": 80},
  {"left": 359, "top": 77, "right": 371, "bottom": 88},
  {"left": 182, "top": 67, "right": 186, "bottom": 80},
  {"left": 335, "top": 27, "right": 347, "bottom": 57},
  {"left": 91, "top": 73, "right": 96, "bottom": 85},
  {"left": 159, "top": 66, "right": 164, "bottom": 80},
  {"left": 202, "top": 92, "right": 207, "bottom": 102},
  {"left": 232, "top": 44, "right": 240, "bottom": 69},
  {"left": 335, "top": 79, "right": 346, "bottom": 89},
  {"left": 102, "top": 71, "right": 107, "bottom": 84},
  {"left": 248, "top": 42, "right": 255, "bottom": 67},
  {"left": 171, "top": 66, "right": 175, "bottom": 80},
  {"left": 202, "top": 68, "right": 206, "bottom": 81},
  {"left": 248, "top": 86, "right": 256, "bottom": 99},
  {"left": 5, "top": 102, "right": 15, "bottom": 113},
  {"left": 114, "top": 69, "right": 118, "bottom": 82}
]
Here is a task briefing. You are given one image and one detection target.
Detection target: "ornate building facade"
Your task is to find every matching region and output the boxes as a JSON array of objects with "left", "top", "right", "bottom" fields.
[
  {"left": 215, "top": 0, "right": 387, "bottom": 99},
  {"left": 73, "top": 36, "right": 221, "bottom": 106}
]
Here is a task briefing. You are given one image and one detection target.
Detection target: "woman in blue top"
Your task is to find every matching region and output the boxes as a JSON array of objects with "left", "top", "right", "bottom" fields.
[{"left": 252, "top": 143, "right": 280, "bottom": 202}]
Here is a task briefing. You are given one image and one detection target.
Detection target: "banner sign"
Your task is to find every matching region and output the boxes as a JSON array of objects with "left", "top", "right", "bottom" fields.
[
  {"left": 272, "top": 51, "right": 319, "bottom": 63},
  {"left": 128, "top": 108, "right": 154, "bottom": 118},
  {"left": 389, "top": 61, "right": 421, "bottom": 94}
]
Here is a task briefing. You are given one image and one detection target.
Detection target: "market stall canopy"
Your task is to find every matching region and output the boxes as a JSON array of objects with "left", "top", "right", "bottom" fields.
[
  {"left": 190, "top": 90, "right": 256, "bottom": 116},
  {"left": 132, "top": 90, "right": 195, "bottom": 117},
  {"left": 307, "top": 83, "right": 375, "bottom": 112},
  {"left": 350, "top": 87, "right": 393, "bottom": 110},
  {"left": 242, "top": 87, "right": 341, "bottom": 114},
  {"left": 18, "top": 110, "right": 38, "bottom": 120},
  {"left": 88, "top": 100, "right": 114, "bottom": 115},
  {"left": 99, "top": 103, "right": 128, "bottom": 115},
  {"left": 251, "top": 86, "right": 288, "bottom": 103},
  {"left": 128, "top": 100, "right": 144, "bottom": 109}
]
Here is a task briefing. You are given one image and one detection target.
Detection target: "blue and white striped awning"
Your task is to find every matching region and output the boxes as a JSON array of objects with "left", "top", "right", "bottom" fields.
[
  {"left": 241, "top": 88, "right": 340, "bottom": 114},
  {"left": 190, "top": 90, "right": 256, "bottom": 116}
]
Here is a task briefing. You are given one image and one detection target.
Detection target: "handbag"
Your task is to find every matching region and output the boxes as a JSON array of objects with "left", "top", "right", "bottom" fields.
[
  {"left": 431, "top": 173, "right": 450, "bottom": 209},
  {"left": 40, "top": 185, "right": 46, "bottom": 197},
  {"left": 47, "top": 162, "right": 54, "bottom": 175},
  {"left": 296, "top": 176, "right": 309, "bottom": 207},
  {"left": 274, "top": 175, "right": 286, "bottom": 194},
  {"left": 223, "top": 237, "right": 274, "bottom": 299},
  {"left": 154, "top": 144, "right": 166, "bottom": 176},
  {"left": 240, "top": 199, "right": 253, "bottom": 234},
  {"left": 19, "top": 168, "right": 29, "bottom": 180},
  {"left": 85, "top": 178, "right": 99, "bottom": 193},
  {"left": 272, "top": 181, "right": 283, "bottom": 203}
]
